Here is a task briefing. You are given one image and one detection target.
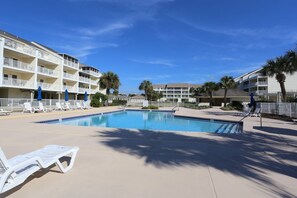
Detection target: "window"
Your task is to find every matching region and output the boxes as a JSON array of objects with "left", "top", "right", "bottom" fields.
[{"left": 12, "top": 75, "right": 17, "bottom": 79}]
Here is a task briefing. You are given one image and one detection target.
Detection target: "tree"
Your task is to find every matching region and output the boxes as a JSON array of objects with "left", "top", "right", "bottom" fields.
[
  {"left": 190, "top": 87, "right": 203, "bottom": 104},
  {"left": 113, "top": 89, "right": 119, "bottom": 96},
  {"left": 201, "top": 82, "right": 219, "bottom": 107},
  {"left": 99, "top": 71, "right": 121, "bottom": 95},
  {"left": 219, "top": 76, "right": 236, "bottom": 107},
  {"left": 151, "top": 91, "right": 163, "bottom": 101},
  {"left": 138, "top": 80, "right": 153, "bottom": 100},
  {"left": 263, "top": 50, "right": 297, "bottom": 101}
]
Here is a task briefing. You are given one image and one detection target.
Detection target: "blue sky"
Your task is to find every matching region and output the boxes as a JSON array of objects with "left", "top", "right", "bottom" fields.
[{"left": 1, "top": 0, "right": 297, "bottom": 93}]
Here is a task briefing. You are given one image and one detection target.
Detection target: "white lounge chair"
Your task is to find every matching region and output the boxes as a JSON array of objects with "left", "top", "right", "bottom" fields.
[
  {"left": 0, "top": 109, "right": 11, "bottom": 116},
  {"left": 35, "top": 102, "right": 48, "bottom": 112},
  {"left": 234, "top": 107, "right": 252, "bottom": 117},
  {"left": 64, "top": 102, "right": 72, "bottom": 110},
  {"left": 251, "top": 108, "right": 261, "bottom": 117},
  {"left": 76, "top": 102, "right": 83, "bottom": 110},
  {"left": 55, "top": 102, "right": 65, "bottom": 111},
  {"left": 0, "top": 145, "right": 79, "bottom": 194},
  {"left": 82, "top": 101, "right": 91, "bottom": 109},
  {"left": 23, "top": 102, "right": 35, "bottom": 113}
]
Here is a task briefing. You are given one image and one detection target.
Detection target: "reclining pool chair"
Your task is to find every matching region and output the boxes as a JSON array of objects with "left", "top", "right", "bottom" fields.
[{"left": 0, "top": 145, "right": 79, "bottom": 194}]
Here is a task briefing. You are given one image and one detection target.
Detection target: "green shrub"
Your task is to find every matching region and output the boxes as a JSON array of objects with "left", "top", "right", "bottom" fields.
[
  {"left": 142, "top": 105, "right": 159, "bottom": 110},
  {"left": 229, "top": 101, "right": 243, "bottom": 111},
  {"left": 91, "top": 92, "right": 108, "bottom": 107},
  {"left": 110, "top": 99, "right": 127, "bottom": 106}
]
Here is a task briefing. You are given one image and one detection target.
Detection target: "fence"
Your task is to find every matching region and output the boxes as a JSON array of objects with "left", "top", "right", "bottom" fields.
[
  {"left": 260, "top": 103, "right": 297, "bottom": 118},
  {"left": 0, "top": 98, "right": 85, "bottom": 112}
]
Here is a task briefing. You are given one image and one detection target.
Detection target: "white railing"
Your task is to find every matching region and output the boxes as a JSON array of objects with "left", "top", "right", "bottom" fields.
[
  {"left": 91, "top": 89, "right": 97, "bottom": 94},
  {"left": 63, "top": 85, "right": 76, "bottom": 92},
  {"left": 82, "top": 70, "right": 100, "bottom": 77},
  {"left": 4, "top": 38, "right": 35, "bottom": 56},
  {"left": 0, "top": 98, "right": 85, "bottom": 112},
  {"left": 37, "top": 49, "right": 61, "bottom": 63},
  {"left": 256, "top": 90, "right": 268, "bottom": 95},
  {"left": 37, "top": 82, "right": 57, "bottom": 90},
  {"left": 38, "top": 66, "right": 59, "bottom": 77},
  {"left": 3, "top": 57, "right": 34, "bottom": 71},
  {"left": 261, "top": 103, "right": 297, "bottom": 118},
  {"left": 79, "top": 87, "right": 89, "bottom": 93},
  {"left": 257, "top": 81, "right": 268, "bottom": 85},
  {"left": 2, "top": 77, "right": 32, "bottom": 87},
  {"left": 64, "top": 60, "right": 78, "bottom": 69},
  {"left": 79, "top": 76, "right": 90, "bottom": 83},
  {"left": 63, "top": 73, "right": 77, "bottom": 80},
  {"left": 90, "top": 79, "right": 98, "bottom": 85}
]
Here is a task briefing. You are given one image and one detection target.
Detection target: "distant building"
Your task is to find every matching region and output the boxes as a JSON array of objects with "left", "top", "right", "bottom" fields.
[
  {"left": 129, "top": 95, "right": 145, "bottom": 103},
  {"left": 234, "top": 68, "right": 297, "bottom": 102},
  {"left": 153, "top": 83, "right": 200, "bottom": 102}
]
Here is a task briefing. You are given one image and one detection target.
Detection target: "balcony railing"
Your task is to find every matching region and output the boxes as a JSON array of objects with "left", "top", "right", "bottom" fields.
[
  {"left": 2, "top": 77, "right": 32, "bottom": 87},
  {"left": 90, "top": 79, "right": 98, "bottom": 85},
  {"left": 63, "top": 85, "right": 76, "bottom": 92},
  {"left": 64, "top": 60, "right": 78, "bottom": 69},
  {"left": 79, "top": 87, "right": 89, "bottom": 93},
  {"left": 91, "top": 89, "right": 98, "bottom": 94},
  {"left": 37, "top": 82, "right": 56, "bottom": 90},
  {"left": 63, "top": 73, "right": 77, "bottom": 80},
  {"left": 38, "top": 66, "right": 58, "bottom": 77},
  {"left": 79, "top": 76, "right": 90, "bottom": 83},
  {"left": 4, "top": 38, "right": 35, "bottom": 56},
  {"left": 255, "top": 90, "right": 268, "bottom": 95},
  {"left": 38, "top": 50, "right": 61, "bottom": 63},
  {"left": 81, "top": 70, "right": 100, "bottom": 77},
  {"left": 257, "top": 81, "right": 268, "bottom": 85},
  {"left": 3, "top": 57, "right": 34, "bottom": 72}
]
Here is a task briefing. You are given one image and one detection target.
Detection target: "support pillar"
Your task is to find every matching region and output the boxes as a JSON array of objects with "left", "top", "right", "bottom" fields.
[{"left": 30, "top": 91, "right": 34, "bottom": 102}]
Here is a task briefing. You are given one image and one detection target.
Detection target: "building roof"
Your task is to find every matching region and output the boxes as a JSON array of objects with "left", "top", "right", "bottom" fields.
[
  {"left": 153, "top": 83, "right": 200, "bottom": 89},
  {"left": 234, "top": 68, "right": 263, "bottom": 81},
  {"left": 79, "top": 63, "right": 99, "bottom": 72},
  {"left": 131, "top": 95, "right": 145, "bottom": 99},
  {"left": 31, "top": 41, "right": 59, "bottom": 54},
  {"left": 200, "top": 88, "right": 249, "bottom": 98},
  {"left": 0, "top": 29, "right": 36, "bottom": 48}
]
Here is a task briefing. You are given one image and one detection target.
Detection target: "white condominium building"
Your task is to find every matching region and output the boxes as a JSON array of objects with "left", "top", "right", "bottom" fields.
[
  {"left": 0, "top": 30, "right": 105, "bottom": 100},
  {"left": 153, "top": 83, "right": 200, "bottom": 102},
  {"left": 234, "top": 68, "right": 297, "bottom": 100}
]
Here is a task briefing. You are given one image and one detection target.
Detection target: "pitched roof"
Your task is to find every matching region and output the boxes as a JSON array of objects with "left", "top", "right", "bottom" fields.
[
  {"left": 200, "top": 88, "right": 249, "bottom": 97},
  {"left": 0, "top": 29, "right": 35, "bottom": 48},
  {"left": 153, "top": 83, "right": 200, "bottom": 88}
]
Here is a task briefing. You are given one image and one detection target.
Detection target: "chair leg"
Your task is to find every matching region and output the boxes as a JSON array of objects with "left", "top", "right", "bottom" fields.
[{"left": 55, "top": 150, "right": 78, "bottom": 173}]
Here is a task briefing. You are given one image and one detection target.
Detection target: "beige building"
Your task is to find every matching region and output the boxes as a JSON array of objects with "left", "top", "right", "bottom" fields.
[
  {"left": 153, "top": 83, "right": 200, "bottom": 102},
  {"left": 0, "top": 30, "right": 105, "bottom": 100},
  {"left": 234, "top": 68, "right": 297, "bottom": 101}
]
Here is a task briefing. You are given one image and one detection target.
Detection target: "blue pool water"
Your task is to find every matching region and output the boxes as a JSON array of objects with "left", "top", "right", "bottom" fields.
[{"left": 45, "top": 110, "right": 242, "bottom": 133}]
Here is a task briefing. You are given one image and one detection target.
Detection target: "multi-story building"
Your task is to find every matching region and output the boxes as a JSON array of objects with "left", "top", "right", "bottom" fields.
[
  {"left": 0, "top": 30, "right": 105, "bottom": 100},
  {"left": 234, "top": 68, "right": 297, "bottom": 101},
  {"left": 153, "top": 83, "right": 200, "bottom": 102}
]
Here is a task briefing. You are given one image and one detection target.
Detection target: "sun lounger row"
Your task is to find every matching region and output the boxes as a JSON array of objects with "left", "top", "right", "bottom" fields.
[{"left": 22, "top": 101, "right": 91, "bottom": 113}]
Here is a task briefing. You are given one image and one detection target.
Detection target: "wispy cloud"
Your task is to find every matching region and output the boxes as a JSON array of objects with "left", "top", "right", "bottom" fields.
[
  {"left": 55, "top": 42, "right": 118, "bottom": 58},
  {"left": 172, "top": 16, "right": 297, "bottom": 43},
  {"left": 220, "top": 62, "right": 264, "bottom": 75},
  {"left": 68, "top": 0, "right": 174, "bottom": 6},
  {"left": 130, "top": 58, "right": 176, "bottom": 67},
  {"left": 127, "top": 74, "right": 172, "bottom": 81},
  {"left": 76, "top": 22, "right": 133, "bottom": 36}
]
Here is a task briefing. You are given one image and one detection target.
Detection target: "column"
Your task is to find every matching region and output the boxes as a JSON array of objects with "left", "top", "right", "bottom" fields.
[{"left": 0, "top": 38, "right": 4, "bottom": 86}]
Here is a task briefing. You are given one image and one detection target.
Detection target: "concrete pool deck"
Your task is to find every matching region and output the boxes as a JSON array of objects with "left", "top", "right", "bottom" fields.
[{"left": 0, "top": 107, "right": 296, "bottom": 198}]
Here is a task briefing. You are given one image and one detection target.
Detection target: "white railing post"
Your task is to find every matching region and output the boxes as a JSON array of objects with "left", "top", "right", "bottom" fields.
[{"left": 289, "top": 103, "right": 292, "bottom": 118}]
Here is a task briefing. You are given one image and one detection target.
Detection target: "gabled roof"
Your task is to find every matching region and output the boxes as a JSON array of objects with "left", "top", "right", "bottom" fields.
[
  {"left": 0, "top": 29, "right": 35, "bottom": 48},
  {"left": 31, "top": 41, "right": 59, "bottom": 54},
  {"left": 200, "top": 88, "right": 249, "bottom": 97}
]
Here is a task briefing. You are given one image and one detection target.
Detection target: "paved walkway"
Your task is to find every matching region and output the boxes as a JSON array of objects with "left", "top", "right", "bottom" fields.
[{"left": 0, "top": 107, "right": 296, "bottom": 198}]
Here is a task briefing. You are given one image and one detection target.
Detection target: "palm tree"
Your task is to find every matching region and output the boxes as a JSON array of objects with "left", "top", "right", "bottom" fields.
[
  {"left": 201, "top": 82, "right": 219, "bottom": 107},
  {"left": 263, "top": 50, "right": 297, "bottom": 101},
  {"left": 139, "top": 80, "right": 153, "bottom": 100},
  {"left": 99, "top": 71, "right": 121, "bottom": 95},
  {"left": 219, "top": 76, "right": 236, "bottom": 107}
]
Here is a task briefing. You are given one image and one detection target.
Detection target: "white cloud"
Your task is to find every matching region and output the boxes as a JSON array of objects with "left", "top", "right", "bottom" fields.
[
  {"left": 77, "top": 22, "right": 133, "bottom": 36},
  {"left": 127, "top": 74, "right": 172, "bottom": 81},
  {"left": 130, "top": 58, "right": 176, "bottom": 67}
]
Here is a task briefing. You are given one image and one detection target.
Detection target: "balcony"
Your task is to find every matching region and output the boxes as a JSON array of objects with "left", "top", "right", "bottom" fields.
[
  {"left": 63, "top": 73, "right": 77, "bottom": 81},
  {"left": 90, "top": 79, "right": 98, "bottom": 85},
  {"left": 255, "top": 90, "right": 268, "bottom": 95},
  {"left": 37, "top": 82, "right": 56, "bottom": 90},
  {"left": 64, "top": 60, "right": 78, "bottom": 69},
  {"left": 3, "top": 57, "right": 34, "bottom": 72},
  {"left": 79, "top": 76, "right": 90, "bottom": 83},
  {"left": 63, "top": 85, "right": 76, "bottom": 92},
  {"left": 81, "top": 70, "right": 100, "bottom": 77},
  {"left": 79, "top": 87, "right": 89, "bottom": 93},
  {"left": 38, "top": 66, "right": 59, "bottom": 77},
  {"left": 257, "top": 81, "right": 268, "bottom": 86},
  {"left": 4, "top": 38, "right": 35, "bottom": 56},
  {"left": 91, "top": 89, "right": 98, "bottom": 94},
  {"left": 38, "top": 49, "right": 61, "bottom": 63},
  {"left": 2, "top": 77, "right": 32, "bottom": 87}
]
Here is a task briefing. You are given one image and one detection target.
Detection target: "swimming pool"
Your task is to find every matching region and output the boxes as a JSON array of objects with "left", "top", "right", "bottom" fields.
[{"left": 44, "top": 110, "right": 242, "bottom": 133}]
